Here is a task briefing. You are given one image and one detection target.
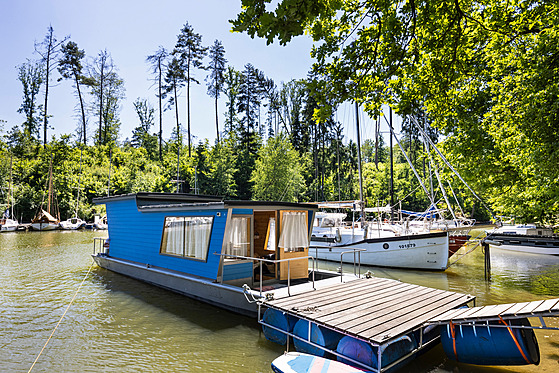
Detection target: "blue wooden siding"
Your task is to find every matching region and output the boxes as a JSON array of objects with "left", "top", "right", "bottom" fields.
[
  {"left": 232, "top": 208, "right": 253, "bottom": 215},
  {"left": 222, "top": 261, "right": 254, "bottom": 281},
  {"left": 106, "top": 198, "right": 228, "bottom": 279}
]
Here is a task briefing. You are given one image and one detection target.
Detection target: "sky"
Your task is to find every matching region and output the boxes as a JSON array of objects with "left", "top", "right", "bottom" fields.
[{"left": 0, "top": 0, "right": 396, "bottom": 147}]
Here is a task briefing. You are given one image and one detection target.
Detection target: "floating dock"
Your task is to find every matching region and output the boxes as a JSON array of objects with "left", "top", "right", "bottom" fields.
[{"left": 259, "top": 276, "right": 475, "bottom": 372}]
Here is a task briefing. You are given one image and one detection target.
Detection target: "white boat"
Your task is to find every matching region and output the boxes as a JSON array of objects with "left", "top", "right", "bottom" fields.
[
  {"left": 92, "top": 215, "right": 107, "bottom": 230},
  {"left": 1, "top": 218, "right": 19, "bottom": 232},
  {"left": 486, "top": 224, "right": 559, "bottom": 255},
  {"left": 310, "top": 208, "right": 449, "bottom": 271},
  {"left": 60, "top": 148, "right": 86, "bottom": 231},
  {"left": 59, "top": 217, "right": 86, "bottom": 230},
  {"left": 31, "top": 209, "right": 60, "bottom": 231},
  {"left": 1, "top": 155, "right": 19, "bottom": 232}
]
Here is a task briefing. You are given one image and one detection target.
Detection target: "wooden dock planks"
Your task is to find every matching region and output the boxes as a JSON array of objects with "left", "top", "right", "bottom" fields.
[
  {"left": 263, "top": 277, "right": 474, "bottom": 345},
  {"left": 428, "top": 298, "right": 559, "bottom": 324}
]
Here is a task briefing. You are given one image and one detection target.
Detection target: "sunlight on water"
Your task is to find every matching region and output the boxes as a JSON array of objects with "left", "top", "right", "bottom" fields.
[{"left": 1, "top": 230, "right": 558, "bottom": 372}]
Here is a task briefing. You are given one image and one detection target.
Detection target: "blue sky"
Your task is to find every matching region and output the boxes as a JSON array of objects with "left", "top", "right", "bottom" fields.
[{"left": 0, "top": 0, "right": 394, "bottom": 146}]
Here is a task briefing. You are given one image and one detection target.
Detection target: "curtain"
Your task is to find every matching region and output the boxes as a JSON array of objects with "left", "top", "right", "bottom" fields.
[
  {"left": 224, "top": 217, "right": 249, "bottom": 257},
  {"left": 163, "top": 217, "right": 185, "bottom": 255},
  {"left": 278, "top": 211, "right": 308, "bottom": 251},
  {"left": 161, "top": 216, "right": 212, "bottom": 259}
]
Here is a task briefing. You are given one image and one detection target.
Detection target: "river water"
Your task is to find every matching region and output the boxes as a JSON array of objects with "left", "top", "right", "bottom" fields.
[{"left": 1, "top": 230, "right": 558, "bottom": 372}]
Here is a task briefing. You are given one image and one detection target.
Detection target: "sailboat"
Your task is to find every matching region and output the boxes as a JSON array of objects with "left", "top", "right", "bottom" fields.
[
  {"left": 1, "top": 155, "right": 19, "bottom": 232},
  {"left": 309, "top": 105, "right": 451, "bottom": 271},
  {"left": 31, "top": 156, "right": 60, "bottom": 231},
  {"left": 59, "top": 149, "right": 86, "bottom": 230}
]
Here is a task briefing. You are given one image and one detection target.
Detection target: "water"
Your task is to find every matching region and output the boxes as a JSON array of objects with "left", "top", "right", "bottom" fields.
[{"left": 1, "top": 230, "right": 558, "bottom": 372}]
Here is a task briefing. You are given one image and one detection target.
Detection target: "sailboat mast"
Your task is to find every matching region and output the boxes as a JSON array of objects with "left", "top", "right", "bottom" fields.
[
  {"left": 8, "top": 154, "right": 13, "bottom": 219},
  {"left": 389, "top": 107, "right": 394, "bottom": 220},
  {"left": 355, "top": 102, "right": 365, "bottom": 221},
  {"left": 47, "top": 155, "right": 53, "bottom": 215}
]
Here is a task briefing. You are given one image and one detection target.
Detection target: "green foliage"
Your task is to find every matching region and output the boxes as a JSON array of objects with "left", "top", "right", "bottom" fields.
[
  {"left": 232, "top": 0, "right": 559, "bottom": 224},
  {"left": 251, "top": 133, "right": 306, "bottom": 202},
  {"left": 17, "top": 60, "right": 44, "bottom": 139}
]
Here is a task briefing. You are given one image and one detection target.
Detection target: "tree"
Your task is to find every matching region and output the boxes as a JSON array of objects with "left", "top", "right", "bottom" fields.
[
  {"left": 58, "top": 41, "right": 88, "bottom": 145},
  {"left": 173, "top": 22, "right": 207, "bottom": 157},
  {"left": 164, "top": 56, "right": 185, "bottom": 144},
  {"left": 131, "top": 98, "right": 157, "bottom": 159},
  {"left": 251, "top": 133, "right": 306, "bottom": 202},
  {"left": 222, "top": 66, "right": 241, "bottom": 135},
  {"left": 17, "top": 60, "right": 44, "bottom": 140},
  {"left": 205, "top": 40, "right": 227, "bottom": 143},
  {"left": 87, "top": 50, "right": 125, "bottom": 145},
  {"left": 146, "top": 46, "right": 168, "bottom": 160},
  {"left": 233, "top": 1, "right": 559, "bottom": 222},
  {"left": 35, "top": 25, "right": 67, "bottom": 147}
]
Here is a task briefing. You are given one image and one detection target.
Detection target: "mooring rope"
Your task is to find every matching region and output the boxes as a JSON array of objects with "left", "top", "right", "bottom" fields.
[{"left": 28, "top": 261, "right": 95, "bottom": 372}]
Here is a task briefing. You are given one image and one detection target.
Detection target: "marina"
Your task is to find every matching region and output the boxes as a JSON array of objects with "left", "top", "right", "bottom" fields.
[{"left": 1, "top": 228, "right": 559, "bottom": 372}]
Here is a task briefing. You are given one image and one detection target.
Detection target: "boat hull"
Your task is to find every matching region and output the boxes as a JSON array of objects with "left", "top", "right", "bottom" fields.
[
  {"left": 271, "top": 352, "right": 370, "bottom": 373},
  {"left": 31, "top": 222, "right": 59, "bottom": 231},
  {"left": 92, "top": 255, "right": 260, "bottom": 316},
  {"left": 310, "top": 232, "right": 449, "bottom": 270},
  {"left": 1, "top": 219, "right": 18, "bottom": 232},
  {"left": 487, "top": 233, "right": 559, "bottom": 255}
]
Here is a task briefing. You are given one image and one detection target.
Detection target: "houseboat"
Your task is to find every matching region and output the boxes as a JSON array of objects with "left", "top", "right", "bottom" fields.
[{"left": 92, "top": 192, "right": 353, "bottom": 316}]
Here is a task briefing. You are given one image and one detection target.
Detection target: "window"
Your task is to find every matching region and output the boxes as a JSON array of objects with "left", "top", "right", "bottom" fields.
[
  {"left": 160, "top": 216, "right": 214, "bottom": 260},
  {"left": 279, "top": 211, "right": 308, "bottom": 253},
  {"left": 223, "top": 216, "right": 250, "bottom": 257},
  {"left": 265, "top": 217, "right": 276, "bottom": 252}
]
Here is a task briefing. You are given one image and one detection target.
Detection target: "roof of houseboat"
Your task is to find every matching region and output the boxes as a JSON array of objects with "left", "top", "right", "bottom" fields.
[{"left": 93, "top": 192, "right": 318, "bottom": 211}]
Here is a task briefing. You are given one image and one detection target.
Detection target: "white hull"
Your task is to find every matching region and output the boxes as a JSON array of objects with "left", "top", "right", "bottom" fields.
[
  {"left": 59, "top": 218, "right": 86, "bottom": 230},
  {"left": 492, "top": 243, "right": 559, "bottom": 256},
  {"left": 31, "top": 222, "right": 59, "bottom": 231},
  {"left": 310, "top": 232, "right": 449, "bottom": 270},
  {"left": 1, "top": 219, "right": 18, "bottom": 232},
  {"left": 487, "top": 233, "right": 559, "bottom": 256}
]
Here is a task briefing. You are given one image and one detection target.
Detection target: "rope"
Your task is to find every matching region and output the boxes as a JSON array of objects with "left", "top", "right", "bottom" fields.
[
  {"left": 498, "top": 315, "right": 531, "bottom": 364},
  {"left": 449, "top": 321, "right": 459, "bottom": 362},
  {"left": 28, "top": 261, "right": 95, "bottom": 372}
]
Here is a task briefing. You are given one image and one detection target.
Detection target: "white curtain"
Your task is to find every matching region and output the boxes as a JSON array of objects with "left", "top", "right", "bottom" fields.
[
  {"left": 163, "top": 217, "right": 185, "bottom": 255},
  {"left": 185, "top": 217, "right": 212, "bottom": 258},
  {"left": 224, "top": 217, "right": 249, "bottom": 257},
  {"left": 278, "top": 212, "right": 308, "bottom": 251},
  {"left": 162, "top": 216, "right": 212, "bottom": 259}
]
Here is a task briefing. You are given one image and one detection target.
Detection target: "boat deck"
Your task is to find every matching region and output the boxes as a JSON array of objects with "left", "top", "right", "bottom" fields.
[{"left": 260, "top": 276, "right": 474, "bottom": 345}]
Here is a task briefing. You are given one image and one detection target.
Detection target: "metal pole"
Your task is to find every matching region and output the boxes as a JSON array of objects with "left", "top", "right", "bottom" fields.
[
  {"left": 355, "top": 102, "right": 365, "bottom": 222},
  {"left": 389, "top": 107, "right": 394, "bottom": 221}
]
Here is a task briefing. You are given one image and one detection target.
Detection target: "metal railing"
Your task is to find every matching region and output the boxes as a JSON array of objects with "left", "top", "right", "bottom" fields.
[
  {"left": 93, "top": 237, "right": 108, "bottom": 255},
  {"left": 310, "top": 245, "right": 366, "bottom": 281},
  {"left": 215, "top": 253, "right": 316, "bottom": 297}
]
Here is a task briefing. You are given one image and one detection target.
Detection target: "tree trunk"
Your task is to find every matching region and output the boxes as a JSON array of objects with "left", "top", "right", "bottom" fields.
[
  {"left": 74, "top": 71, "right": 86, "bottom": 145},
  {"left": 215, "top": 95, "right": 220, "bottom": 143}
]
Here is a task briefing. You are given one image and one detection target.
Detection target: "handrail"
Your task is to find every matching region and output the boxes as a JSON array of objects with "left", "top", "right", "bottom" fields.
[
  {"left": 310, "top": 245, "right": 366, "bottom": 281},
  {"left": 215, "top": 253, "right": 316, "bottom": 297},
  {"left": 93, "top": 237, "right": 107, "bottom": 255},
  {"left": 339, "top": 248, "right": 366, "bottom": 282}
]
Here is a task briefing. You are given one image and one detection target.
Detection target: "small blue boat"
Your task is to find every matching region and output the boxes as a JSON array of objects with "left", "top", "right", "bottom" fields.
[{"left": 271, "top": 352, "right": 371, "bottom": 373}]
